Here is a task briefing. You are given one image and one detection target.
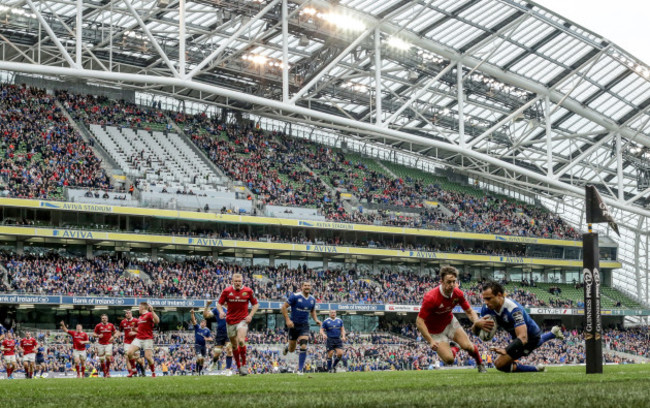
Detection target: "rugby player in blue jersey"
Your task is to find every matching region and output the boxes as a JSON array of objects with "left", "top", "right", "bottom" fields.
[
  {"left": 320, "top": 310, "right": 346, "bottom": 373},
  {"left": 204, "top": 300, "right": 233, "bottom": 373},
  {"left": 281, "top": 281, "right": 321, "bottom": 375},
  {"left": 472, "top": 281, "right": 564, "bottom": 373},
  {"left": 190, "top": 309, "right": 213, "bottom": 376}
]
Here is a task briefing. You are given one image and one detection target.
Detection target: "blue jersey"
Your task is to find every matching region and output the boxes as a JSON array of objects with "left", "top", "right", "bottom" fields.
[
  {"left": 480, "top": 298, "right": 541, "bottom": 339},
  {"left": 36, "top": 346, "right": 45, "bottom": 356},
  {"left": 210, "top": 307, "right": 227, "bottom": 334},
  {"left": 194, "top": 325, "right": 212, "bottom": 346},
  {"left": 287, "top": 292, "right": 316, "bottom": 325},
  {"left": 322, "top": 317, "right": 344, "bottom": 339}
]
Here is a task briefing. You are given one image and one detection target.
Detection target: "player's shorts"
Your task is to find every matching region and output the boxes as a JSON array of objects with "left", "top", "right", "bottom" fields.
[
  {"left": 326, "top": 338, "right": 344, "bottom": 352},
  {"left": 214, "top": 331, "right": 229, "bottom": 347},
  {"left": 36, "top": 355, "right": 45, "bottom": 364},
  {"left": 3, "top": 355, "right": 16, "bottom": 364},
  {"left": 226, "top": 321, "right": 248, "bottom": 338},
  {"left": 96, "top": 344, "right": 113, "bottom": 356},
  {"left": 429, "top": 316, "right": 461, "bottom": 343},
  {"left": 73, "top": 350, "right": 87, "bottom": 360},
  {"left": 506, "top": 334, "right": 542, "bottom": 360},
  {"left": 23, "top": 353, "right": 36, "bottom": 363},
  {"left": 194, "top": 344, "right": 208, "bottom": 358},
  {"left": 131, "top": 338, "right": 154, "bottom": 351},
  {"left": 125, "top": 341, "right": 140, "bottom": 358},
  {"left": 288, "top": 323, "right": 311, "bottom": 341}
]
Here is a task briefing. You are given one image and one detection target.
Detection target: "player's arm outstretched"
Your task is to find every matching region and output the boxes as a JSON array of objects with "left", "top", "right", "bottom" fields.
[{"left": 191, "top": 309, "right": 198, "bottom": 326}]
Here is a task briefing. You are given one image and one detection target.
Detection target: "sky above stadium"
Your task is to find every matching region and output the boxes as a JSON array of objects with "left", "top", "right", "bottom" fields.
[{"left": 538, "top": 0, "right": 650, "bottom": 65}]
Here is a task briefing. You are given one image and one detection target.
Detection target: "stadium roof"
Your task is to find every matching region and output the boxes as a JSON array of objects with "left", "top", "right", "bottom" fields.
[{"left": 0, "top": 0, "right": 648, "bottom": 307}]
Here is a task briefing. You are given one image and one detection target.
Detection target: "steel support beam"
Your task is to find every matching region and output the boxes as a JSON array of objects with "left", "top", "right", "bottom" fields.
[
  {"left": 282, "top": 0, "right": 289, "bottom": 103},
  {"left": 545, "top": 95, "right": 553, "bottom": 176},
  {"left": 179, "top": 0, "right": 185, "bottom": 77},
  {"left": 374, "top": 27, "right": 382, "bottom": 125},
  {"left": 457, "top": 61, "right": 465, "bottom": 147},
  {"left": 187, "top": 0, "right": 282, "bottom": 80},
  {"left": 383, "top": 62, "right": 455, "bottom": 127},
  {"left": 76, "top": 0, "right": 82, "bottom": 67},
  {"left": 25, "top": 0, "right": 77, "bottom": 68},
  {"left": 122, "top": 0, "right": 180, "bottom": 78}
]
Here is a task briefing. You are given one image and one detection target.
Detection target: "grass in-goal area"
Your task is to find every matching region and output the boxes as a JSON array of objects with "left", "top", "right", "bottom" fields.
[{"left": 0, "top": 365, "right": 649, "bottom": 408}]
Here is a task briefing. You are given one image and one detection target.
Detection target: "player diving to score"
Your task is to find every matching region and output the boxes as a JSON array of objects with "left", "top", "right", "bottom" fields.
[
  {"left": 472, "top": 281, "right": 565, "bottom": 373},
  {"left": 416, "top": 266, "right": 487, "bottom": 373},
  {"left": 281, "top": 281, "right": 321, "bottom": 375}
]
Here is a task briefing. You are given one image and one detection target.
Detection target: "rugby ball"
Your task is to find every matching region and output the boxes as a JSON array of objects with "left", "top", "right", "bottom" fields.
[{"left": 479, "top": 315, "right": 497, "bottom": 341}]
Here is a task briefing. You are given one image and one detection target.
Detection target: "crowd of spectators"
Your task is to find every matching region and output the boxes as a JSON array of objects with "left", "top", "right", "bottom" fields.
[
  {"left": 0, "top": 85, "right": 111, "bottom": 199},
  {"left": 3, "top": 324, "right": 642, "bottom": 376},
  {"left": 2, "top": 252, "right": 588, "bottom": 308},
  {"left": 0, "top": 87, "right": 580, "bottom": 240}
]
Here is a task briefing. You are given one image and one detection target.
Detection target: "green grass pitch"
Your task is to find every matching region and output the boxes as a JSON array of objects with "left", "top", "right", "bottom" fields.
[{"left": 1, "top": 365, "right": 649, "bottom": 407}]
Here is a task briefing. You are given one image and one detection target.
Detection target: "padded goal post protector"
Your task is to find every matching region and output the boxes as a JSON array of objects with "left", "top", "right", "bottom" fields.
[{"left": 583, "top": 232, "right": 603, "bottom": 374}]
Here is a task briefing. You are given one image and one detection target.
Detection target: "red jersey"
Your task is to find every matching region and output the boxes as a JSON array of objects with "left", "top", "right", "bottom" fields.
[
  {"left": 120, "top": 318, "right": 138, "bottom": 344},
  {"left": 67, "top": 330, "right": 89, "bottom": 351},
  {"left": 418, "top": 286, "right": 471, "bottom": 334},
  {"left": 218, "top": 286, "right": 258, "bottom": 324},
  {"left": 1, "top": 339, "right": 16, "bottom": 356},
  {"left": 136, "top": 312, "right": 155, "bottom": 340},
  {"left": 94, "top": 323, "right": 116, "bottom": 345},
  {"left": 20, "top": 337, "right": 38, "bottom": 354}
]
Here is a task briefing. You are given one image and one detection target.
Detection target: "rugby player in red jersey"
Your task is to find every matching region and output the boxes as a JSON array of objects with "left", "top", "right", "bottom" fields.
[
  {"left": 119, "top": 309, "right": 140, "bottom": 377},
  {"left": 416, "top": 266, "right": 487, "bottom": 373},
  {"left": 216, "top": 273, "right": 259, "bottom": 376},
  {"left": 18, "top": 331, "right": 38, "bottom": 379},
  {"left": 1, "top": 332, "right": 18, "bottom": 379},
  {"left": 126, "top": 302, "right": 160, "bottom": 377},
  {"left": 91, "top": 314, "right": 117, "bottom": 377},
  {"left": 60, "top": 321, "right": 91, "bottom": 378}
]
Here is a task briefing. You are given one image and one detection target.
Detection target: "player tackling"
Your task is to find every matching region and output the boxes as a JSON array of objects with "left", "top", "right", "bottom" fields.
[
  {"left": 472, "top": 281, "right": 564, "bottom": 373},
  {"left": 216, "top": 273, "right": 259, "bottom": 375},
  {"left": 416, "top": 266, "right": 486, "bottom": 373}
]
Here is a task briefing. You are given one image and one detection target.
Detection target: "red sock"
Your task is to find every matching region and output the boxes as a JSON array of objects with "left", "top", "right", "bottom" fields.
[
  {"left": 450, "top": 346, "right": 460, "bottom": 358},
  {"left": 7, "top": 367, "right": 12, "bottom": 377},
  {"left": 129, "top": 359, "right": 136, "bottom": 372},
  {"left": 232, "top": 348, "right": 241, "bottom": 368},
  {"left": 149, "top": 364, "right": 155, "bottom": 373},
  {"left": 81, "top": 364, "right": 85, "bottom": 376},
  {"left": 239, "top": 346, "right": 247, "bottom": 365},
  {"left": 470, "top": 344, "right": 483, "bottom": 365}
]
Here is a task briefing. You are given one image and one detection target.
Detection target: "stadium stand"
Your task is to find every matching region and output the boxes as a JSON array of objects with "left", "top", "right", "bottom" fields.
[{"left": 0, "top": 84, "right": 111, "bottom": 199}]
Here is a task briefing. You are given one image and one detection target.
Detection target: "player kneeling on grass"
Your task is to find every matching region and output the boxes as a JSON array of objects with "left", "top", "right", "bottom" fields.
[
  {"left": 61, "top": 321, "right": 90, "bottom": 378},
  {"left": 127, "top": 302, "right": 160, "bottom": 377},
  {"left": 416, "top": 266, "right": 486, "bottom": 373},
  {"left": 472, "top": 281, "right": 564, "bottom": 373}
]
